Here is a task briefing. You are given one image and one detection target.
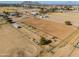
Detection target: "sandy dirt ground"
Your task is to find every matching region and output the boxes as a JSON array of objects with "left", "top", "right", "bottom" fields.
[
  {"left": 0, "top": 7, "right": 79, "bottom": 56},
  {"left": 52, "top": 29, "right": 79, "bottom": 57},
  {"left": 0, "top": 23, "right": 41, "bottom": 56},
  {"left": 47, "top": 13, "right": 79, "bottom": 27}
]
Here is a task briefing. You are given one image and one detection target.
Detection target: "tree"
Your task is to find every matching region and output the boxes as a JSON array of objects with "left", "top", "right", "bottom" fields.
[
  {"left": 52, "top": 36, "right": 57, "bottom": 39},
  {"left": 65, "top": 21, "right": 72, "bottom": 25},
  {"left": 3, "top": 15, "right": 14, "bottom": 23},
  {"left": 48, "top": 7, "right": 59, "bottom": 12},
  {"left": 40, "top": 37, "right": 52, "bottom": 45},
  {"left": 64, "top": 6, "right": 73, "bottom": 10},
  {"left": 3, "top": 11, "right": 10, "bottom": 15},
  {"left": 7, "top": 19, "right": 13, "bottom": 23},
  {"left": 28, "top": 5, "right": 33, "bottom": 9},
  {"left": 39, "top": 8, "right": 48, "bottom": 14},
  {"left": 15, "top": 12, "right": 21, "bottom": 17}
]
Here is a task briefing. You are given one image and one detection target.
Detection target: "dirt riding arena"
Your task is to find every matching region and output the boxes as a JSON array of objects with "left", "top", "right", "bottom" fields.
[{"left": 21, "top": 17, "right": 76, "bottom": 40}]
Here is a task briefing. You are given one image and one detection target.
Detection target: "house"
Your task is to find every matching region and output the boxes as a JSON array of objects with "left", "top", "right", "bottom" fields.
[
  {"left": 31, "top": 11, "right": 39, "bottom": 16},
  {"left": 9, "top": 12, "right": 17, "bottom": 16}
]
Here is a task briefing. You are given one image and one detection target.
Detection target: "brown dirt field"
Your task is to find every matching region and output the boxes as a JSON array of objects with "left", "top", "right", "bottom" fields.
[{"left": 21, "top": 17, "right": 76, "bottom": 40}]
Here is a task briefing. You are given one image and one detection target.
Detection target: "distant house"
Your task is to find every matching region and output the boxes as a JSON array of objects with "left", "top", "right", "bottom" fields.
[
  {"left": 31, "top": 11, "right": 39, "bottom": 16},
  {"left": 72, "top": 6, "right": 79, "bottom": 11},
  {"left": 37, "top": 14, "right": 49, "bottom": 19},
  {"left": 9, "top": 12, "right": 17, "bottom": 16},
  {"left": 0, "top": 13, "right": 6, "bottom": 16}
]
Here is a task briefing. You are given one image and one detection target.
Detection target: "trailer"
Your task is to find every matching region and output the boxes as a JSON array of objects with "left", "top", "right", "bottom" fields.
[{"left": 12, "top": 23, "right": 22, "bottom": 29}]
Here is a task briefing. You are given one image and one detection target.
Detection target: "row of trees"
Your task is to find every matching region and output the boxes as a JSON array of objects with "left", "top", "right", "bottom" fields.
[
  {"left": 3, "top": 11, "right": 22, "bottom": 17},
  {"left": 1, "top": 11, "right": 22, "bottom": 24},
  {"left": 39, "top": 6, "right": 73, "bottom": 14},
  {"left": 0, "top": 4, "right": 21, "bottom": 7}
]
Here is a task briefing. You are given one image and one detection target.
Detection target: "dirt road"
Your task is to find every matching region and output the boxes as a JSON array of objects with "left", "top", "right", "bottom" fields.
[{"left": 52, "top": 29, "right": 79, "bottom": 56}]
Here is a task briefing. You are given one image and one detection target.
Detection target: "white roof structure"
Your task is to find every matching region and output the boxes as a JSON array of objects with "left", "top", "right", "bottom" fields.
[{"left": 12, "top": 23, "right": 20, "bottom": 28}]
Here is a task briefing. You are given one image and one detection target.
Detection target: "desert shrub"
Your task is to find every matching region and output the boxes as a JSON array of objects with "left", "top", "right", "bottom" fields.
[
  {"left": 9, "top": 48, "right": 26, "bottom": 57},
  {"left": 52, "top": 36, "right": 57, "bottom": 39},
  {"left": 65, "top": 21, "right": 72, "bottom": 25},
  {"left": 17, "top": 50, "right": 26, "bottom": 57}
]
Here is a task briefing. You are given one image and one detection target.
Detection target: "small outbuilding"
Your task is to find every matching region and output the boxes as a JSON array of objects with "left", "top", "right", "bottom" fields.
[{"left": 12, "top": 23, "right": 22, "bottom": 29}]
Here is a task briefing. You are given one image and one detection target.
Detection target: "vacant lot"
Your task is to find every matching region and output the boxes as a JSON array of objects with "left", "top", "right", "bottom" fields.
[
  {"left": 21, "top": 18, "right": 76, "bottom": 40},
  {"left": 0, "top": 23, "right": 41, "bottom": 56},
  {"left": 47, "top": 13, "right": 79, "bottom": 27}
]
